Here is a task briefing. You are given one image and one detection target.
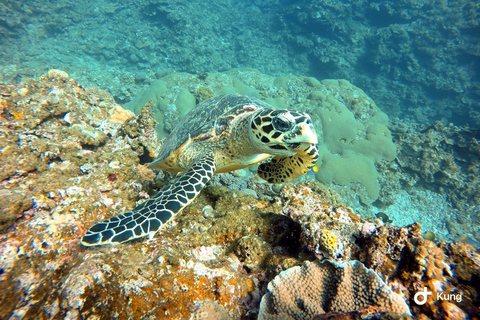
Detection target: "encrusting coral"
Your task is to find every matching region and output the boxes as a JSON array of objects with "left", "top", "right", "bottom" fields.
[
  {"left": 318, "top": 229, "right": 340, "bottom": 256},
  {"left": 258, "top": 260, "right": 411, "bottom": 319},
  {"left": 189, "top": 301, "right": 231, "bottom": 320}
]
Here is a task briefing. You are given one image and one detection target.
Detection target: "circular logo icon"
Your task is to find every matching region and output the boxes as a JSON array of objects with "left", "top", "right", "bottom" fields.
[{"left": 414, "top": 287, "right": 432, "bottom": 305}]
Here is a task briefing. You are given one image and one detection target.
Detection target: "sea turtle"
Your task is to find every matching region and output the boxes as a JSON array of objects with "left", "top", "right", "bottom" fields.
[{"left": 81, "top": 94, "right": 318, "bottom": 246}]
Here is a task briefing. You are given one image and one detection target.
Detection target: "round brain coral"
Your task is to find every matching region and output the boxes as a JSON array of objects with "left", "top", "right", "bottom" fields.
[{"left": 258, "top": 260, "right": 411, "bottom": 319}]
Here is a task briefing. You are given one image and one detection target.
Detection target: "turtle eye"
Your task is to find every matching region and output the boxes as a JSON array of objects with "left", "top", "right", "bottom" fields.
[{"left": 272, "top": 117, "right": 292, "bottom": 132}]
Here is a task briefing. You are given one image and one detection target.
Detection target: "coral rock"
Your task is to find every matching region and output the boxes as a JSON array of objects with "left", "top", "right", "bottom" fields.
[
  {"left": 190, "top": 301, "right": 232, "bottom": 320},
  {"left": 109, "top": 105, "right": 135, "bottom": 123},
  {"left": 47, "top": 69, "right": 69, "bottom": 81},
  {"left": 258, "top": 260, "right": 411, "bottom": 319},
  {"left": 233, "top": 235, "right": 272, "bottom": 272},
  {"left": 401, "top": 238, "right": 449, "bottom": 281}
]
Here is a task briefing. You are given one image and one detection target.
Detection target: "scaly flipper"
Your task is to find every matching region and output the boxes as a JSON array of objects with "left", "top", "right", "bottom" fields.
[
  {"left": 81, "top": 155, "right": 216, "bottom": 246},
  {"left": 257, "top": 144, "right": 318, "bottom": 183}
]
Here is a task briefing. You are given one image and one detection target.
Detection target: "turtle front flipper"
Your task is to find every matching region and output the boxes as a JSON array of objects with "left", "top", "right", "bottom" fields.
[
  {"left": 81, "top": 155, "right": 216, "bottom": 246},
  {"left": 257, "top": 144, "right": 318, "bottom": 183}
]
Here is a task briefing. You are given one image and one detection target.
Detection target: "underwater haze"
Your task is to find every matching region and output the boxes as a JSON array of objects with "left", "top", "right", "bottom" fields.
[{"left": 1, "top": 0, "right": 479, "bottom": 125}]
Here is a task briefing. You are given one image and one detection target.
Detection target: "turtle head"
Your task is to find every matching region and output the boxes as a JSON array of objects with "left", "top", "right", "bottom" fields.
[{"left": 250, "top": 108, "right": 318, "bottom": 156}]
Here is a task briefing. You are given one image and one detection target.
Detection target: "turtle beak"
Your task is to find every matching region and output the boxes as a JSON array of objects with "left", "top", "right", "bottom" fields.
[
  {"left": 288, "top": 122, "right": 318, "bottom": 145},
  {"left": 302, "top": 123, "right": 318, "bottom": 144}
]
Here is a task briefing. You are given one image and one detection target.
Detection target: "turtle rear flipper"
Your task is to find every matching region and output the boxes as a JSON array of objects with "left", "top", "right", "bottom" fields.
[
  {"left": 81, "top": 155, "right": 216, "bottom": 246},
  {"left": 258, "top": 144, "right": 318, "bottom": 183}
]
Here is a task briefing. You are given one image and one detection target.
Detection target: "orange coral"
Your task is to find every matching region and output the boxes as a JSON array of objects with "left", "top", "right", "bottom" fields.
[
  {"left": 11, "top": 111, "right": 24, "bottom": 119},
  {"left": 402, "top": 238, "right": 448, "bottom": 281}
]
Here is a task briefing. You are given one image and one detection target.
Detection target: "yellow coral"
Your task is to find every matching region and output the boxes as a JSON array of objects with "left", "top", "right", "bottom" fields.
[
  {"left": 319, "top": 230, "right": 338, "bottom": 254},
  {"left": 11, "top": 111, "right": 25, "bottom": 119}
]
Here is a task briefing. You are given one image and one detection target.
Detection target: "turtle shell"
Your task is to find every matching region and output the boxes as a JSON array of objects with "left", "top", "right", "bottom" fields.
[{"left": 152, "top": 94, "right": 273, "bottom": 167}]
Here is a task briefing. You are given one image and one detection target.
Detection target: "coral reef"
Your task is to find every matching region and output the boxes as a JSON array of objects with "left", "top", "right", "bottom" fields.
[
  {"left": 374, "top": 119, "right": 480, "bottom": 242},
  {"left": 280, "top": 181, "right": 361, "bottom": 261},
  {"left": 1, "top": 72, "right": 479, "bottom": 320},
  {"left": 0, "top": 69, "right": 158, "bottom": 234},
  {"left": 0, "top": 72, "right": 258, "bottom": 318},
  {"left": 281, "top": 0, "right": 480, "bottom": 126},
  {"left": 394, "top": 121, "right": 480, "bottom": 212},
  {"left": 0, "top": 0, "right": 299, "bottom": 104},
  {"left": 354, "top": 226, "right": 480, "bottom": 319},
  {"left": 258, "top": 260, "right": 411, "bottom": 319}
]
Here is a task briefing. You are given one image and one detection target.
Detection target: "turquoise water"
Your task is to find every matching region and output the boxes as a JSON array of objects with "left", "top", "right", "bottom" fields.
[{"left": 2, "top": 0, "right": 479, "bottom": 125}]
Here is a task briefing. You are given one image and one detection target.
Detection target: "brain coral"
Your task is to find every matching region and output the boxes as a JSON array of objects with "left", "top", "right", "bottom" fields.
[{"left": 258, "top": 260, "right": 411, "bottom": 319}]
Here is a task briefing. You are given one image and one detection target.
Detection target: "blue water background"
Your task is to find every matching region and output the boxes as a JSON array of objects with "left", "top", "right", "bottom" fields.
[{"left": 1, "top": 0, "right": 479, "bottom": 126}]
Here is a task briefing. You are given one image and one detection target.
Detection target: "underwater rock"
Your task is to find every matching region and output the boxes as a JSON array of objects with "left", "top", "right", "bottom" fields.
[
  {"left": 280, "top": 181, "right": 361, "bottom": 261},
  {"left": 233, "top": 235, "right": 272, "bottom": 272},
  {"left": 385, "top": 120, "right": 480, "bottom": 242}
]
